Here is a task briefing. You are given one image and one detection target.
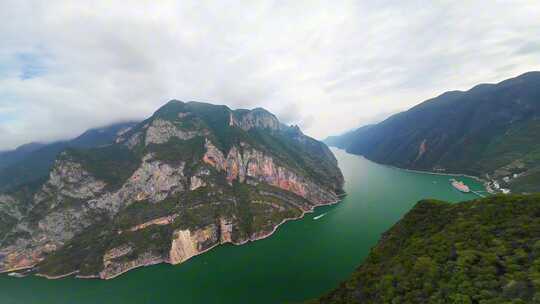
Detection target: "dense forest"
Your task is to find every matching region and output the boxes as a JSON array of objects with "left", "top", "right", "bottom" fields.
[{"left": 310, "top": 194, "right": 540, "bottom": 304}]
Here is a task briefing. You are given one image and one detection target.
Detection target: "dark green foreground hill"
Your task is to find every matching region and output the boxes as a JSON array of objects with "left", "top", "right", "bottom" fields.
[{"left": 310, "top": 194, "right": 540, "bottom": 304}]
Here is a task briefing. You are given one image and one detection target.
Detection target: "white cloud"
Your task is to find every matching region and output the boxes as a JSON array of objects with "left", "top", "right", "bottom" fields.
[{"left": 0, "top": 0, "right": 539, "bottom": 149}]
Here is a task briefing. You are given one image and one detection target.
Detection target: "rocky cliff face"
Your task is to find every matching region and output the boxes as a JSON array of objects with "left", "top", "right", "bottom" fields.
[
  {"left": 169, "top": 225, "right": 219, "bottom": 264},
  {"left": 230, "top": 108, "right": 282, "bottom": 131},
  {"left": 0, "top": 100, "right": 344, "bottom": 279},
  {"left": 203, "top": 140, "right": 337, "bottom": 205},
  {"left": 144, "top": 118, "right": 208, "bottom": 145}
]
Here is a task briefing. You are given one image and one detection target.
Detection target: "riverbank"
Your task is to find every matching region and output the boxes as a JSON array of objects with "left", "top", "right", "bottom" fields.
[
  {"left": 397, "top": 167, "right": 498, "bottom": 194},
  {"left": 343, "top": 151, "right": 493, "bottom": 194},
  {"left": 9, "top": 196, "right": 343, "bottom": 281},
  {"left": 96, "top": 197, "right": 343, "bottom": 280},
  {"left": 102, "top": 197, "right": 343, "bottom": 280},
  {"left": 36, "top": 271, "right": 79, "bottom": 280},
  {"left": 101, "top": 258, "right": 165, "bottom": 280},
  {"left": 397, "top": 167, "right": 493, "bottom": 193},
  {"left": 233, "top": 198, "right": 342, "bottom": 245}
]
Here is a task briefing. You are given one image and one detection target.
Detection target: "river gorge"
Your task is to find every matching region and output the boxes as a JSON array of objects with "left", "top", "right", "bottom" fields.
[{"left": 0, "top": 148, "right": 484, "bottom": 304}]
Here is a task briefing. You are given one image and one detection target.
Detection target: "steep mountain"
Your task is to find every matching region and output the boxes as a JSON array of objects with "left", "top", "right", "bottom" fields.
[
  {"left": 325, "top": 72, "right": 540, "bottom": 193},
  {"left": 0, "top": 121, "right": 138, "bottom": 191},
  {"left": 310, "top": 194, "right": 540, "bottom": 304},
  {"left": 0, "top": 100, "right": 344, "bottom": 279}
]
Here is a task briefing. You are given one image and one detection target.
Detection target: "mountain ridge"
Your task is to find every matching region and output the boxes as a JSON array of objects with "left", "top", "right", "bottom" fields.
[
  {"left": 0, "top": 121, "right": 140, "bottom": 192},
  {"left": 0, "top": 142, "right": 47, "bottom": 170},
  {"left": 325, "top": 71, "right": 540, "bottom": 193},
  {"left": 0, "top": 100, "right": 344, "bottom": 279}
]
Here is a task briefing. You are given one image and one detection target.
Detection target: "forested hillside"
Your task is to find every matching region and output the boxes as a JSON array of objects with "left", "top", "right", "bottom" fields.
[
  {"left": 310, "top": 194, "right": 540, "bottom": 304},
  {"left": 326, "top": 72, "right": 540, "bottom": 193}
]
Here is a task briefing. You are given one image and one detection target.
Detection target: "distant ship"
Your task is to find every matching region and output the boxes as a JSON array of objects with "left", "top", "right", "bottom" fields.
[
  {"left": 450, "top": 178, "right": 470, "bottom": 193},
  {"left": 313, "top": 213, "right": 326, "bottom": 220}
]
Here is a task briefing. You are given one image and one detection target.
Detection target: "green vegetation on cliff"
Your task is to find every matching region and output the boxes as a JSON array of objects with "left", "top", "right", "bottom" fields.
[
  {"left": 311, "top": 194, "right": 540, "bottom": 304},
  {"left": 63, "top": 144, "right": 141, "bottom": 190}
]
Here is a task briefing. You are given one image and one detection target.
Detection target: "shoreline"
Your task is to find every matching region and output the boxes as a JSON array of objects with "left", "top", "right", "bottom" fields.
[
  {"left": 398, "top": 167, "right": 485, "bottom": 183},
  {"left": 391, "top": 166, "right": 495, "bottom": 194},
  {"left": 233, "top": 198, "right": 341, "bottom": 245},
  {"left": 101, "top": 259, "right": 165, "bottom": 280},
  {"left": 76, "top": 274, "right": 100, "bottom": 279},
  {"left": 332, "top": 148, "right": 490, "bottom": 192},
  {"left": 101, "top": 197, "right": 342, "bottom": 280},
  {"left": 99, "top": 197, "right": 342, "bottom": 280},
  {"left": 10, "top": 196, "right": 343, "bottom": 281},
  {"left": 36, "top": 271, "right": 79, "bottom": 280}
]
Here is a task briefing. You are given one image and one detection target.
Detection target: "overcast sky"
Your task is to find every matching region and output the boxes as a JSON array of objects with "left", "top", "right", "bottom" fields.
[{"left": 1, "top": 1, "right": 540, "bottom": 150}]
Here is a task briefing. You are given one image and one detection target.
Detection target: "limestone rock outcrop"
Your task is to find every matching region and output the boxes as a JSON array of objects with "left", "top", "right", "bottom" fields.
[
  {"left": 203, "top": 141, "right": 337, "bottom": 205},
  {"left": 0, "top": 100, "right": 344, "bottom": 279}
]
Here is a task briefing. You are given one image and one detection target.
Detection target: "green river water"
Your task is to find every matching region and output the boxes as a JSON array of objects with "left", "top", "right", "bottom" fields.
[{"left": 0, "top": 148, "right": 485, "bottom": 304}]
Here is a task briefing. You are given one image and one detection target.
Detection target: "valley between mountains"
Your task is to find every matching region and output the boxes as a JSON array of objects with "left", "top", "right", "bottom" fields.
[{"left": 1, "top": 72, "right": 539, "bottom": 304}]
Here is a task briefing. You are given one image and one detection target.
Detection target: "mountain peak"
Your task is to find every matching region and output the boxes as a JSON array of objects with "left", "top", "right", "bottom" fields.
[
  {"left": 0, "top": 99, "right": 343, "bottom": 279},
  {"left": 166, "top": 99, "right": 184, "bottom": 104}
]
